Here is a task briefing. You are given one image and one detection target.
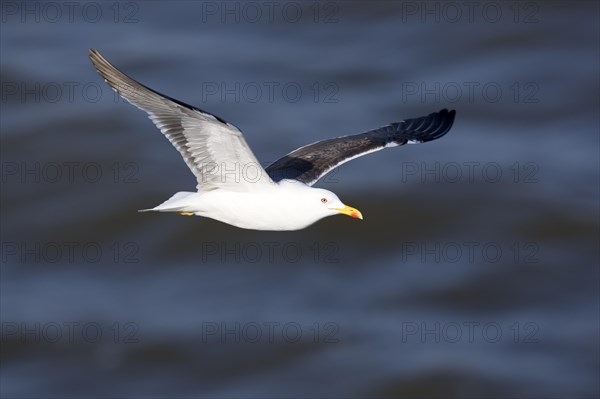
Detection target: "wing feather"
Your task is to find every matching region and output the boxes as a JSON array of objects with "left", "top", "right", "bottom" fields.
[
  {"left": 265, "top": 109, "right": 456, "bottom": 186},
  {"left": 89, "top": 49, "right": 271, "bottom": 192}
]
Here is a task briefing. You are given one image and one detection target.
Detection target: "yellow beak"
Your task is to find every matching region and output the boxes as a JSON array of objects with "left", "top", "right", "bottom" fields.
[{"left": 335, "top": 205, "right": 363, "bottom": 220}]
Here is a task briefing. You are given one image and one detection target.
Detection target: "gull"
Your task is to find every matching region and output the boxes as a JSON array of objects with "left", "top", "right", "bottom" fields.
[{"left": 89, "top": 49, "right": 456, "bottom": 231}]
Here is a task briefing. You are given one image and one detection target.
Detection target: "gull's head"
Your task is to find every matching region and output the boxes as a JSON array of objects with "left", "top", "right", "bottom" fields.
[
  {"left": 266, "top": 181, "right": 363, "bottom": 230},
  {"left": 300, "top": 186, "right": 363, "bottom": 221}
]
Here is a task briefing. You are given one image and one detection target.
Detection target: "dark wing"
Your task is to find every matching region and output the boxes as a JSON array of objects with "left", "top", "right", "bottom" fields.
[
  {"left": 89, "top": 49, "right": 272, "bottom": 192},
  {"left": 265, "top": 109, "right": 456, "bottom": 186}
]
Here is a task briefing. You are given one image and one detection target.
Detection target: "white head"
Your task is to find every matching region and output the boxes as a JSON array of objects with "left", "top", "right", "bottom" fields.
[
  {"left": 278, "top": 181, "right": 363, "bottom": 228},
  {"left": 307, "top": 187, "right": 363, "bottom": 220}
]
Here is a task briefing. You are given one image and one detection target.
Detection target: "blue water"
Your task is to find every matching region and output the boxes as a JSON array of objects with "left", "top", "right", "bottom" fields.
[{"left": 1, "top": 1, "right": 598, "bottom": 397}]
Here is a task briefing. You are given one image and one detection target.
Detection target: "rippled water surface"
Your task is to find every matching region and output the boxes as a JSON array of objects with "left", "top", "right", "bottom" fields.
[{"left": 1, "top": 1, "right": 599, "bottom": 397}]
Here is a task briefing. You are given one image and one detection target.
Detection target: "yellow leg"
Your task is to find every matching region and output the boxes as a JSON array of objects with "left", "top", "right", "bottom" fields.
[{"left": 179, "top": 212, "right": 195, "bottom": 216}]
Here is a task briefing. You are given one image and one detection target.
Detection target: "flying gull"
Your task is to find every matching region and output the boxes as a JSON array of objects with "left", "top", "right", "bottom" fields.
[{"left": 89, "top": 49, "right": 456, "bottom": 231}]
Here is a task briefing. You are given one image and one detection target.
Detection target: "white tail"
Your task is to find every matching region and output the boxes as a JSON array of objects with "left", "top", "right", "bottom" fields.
[{"left": 138, "top": 191, "right": 197, "bottom": 213}]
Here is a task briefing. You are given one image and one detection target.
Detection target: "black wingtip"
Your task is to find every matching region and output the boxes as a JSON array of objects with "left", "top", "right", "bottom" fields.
[
  {"left": 397, "top": 108, "right": 456, "bottom": 143},
  {"left": 442, "top": 108, "right": 457, "bottom": 123},
  {"left": 438, "top": 109, "right": 456, "bottom": 138},
  {"left": 425, "top": 108, "right": 455, "bottom": 141},
  {"left": 432, "top": 108, "right": 456, "bottom": 139}
]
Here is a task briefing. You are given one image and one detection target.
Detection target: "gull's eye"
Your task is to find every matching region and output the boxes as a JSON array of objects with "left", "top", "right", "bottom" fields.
[{"left": 321, "top": 198, "right": 328, "bottom": 203}]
